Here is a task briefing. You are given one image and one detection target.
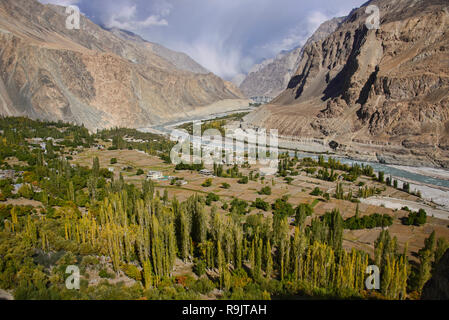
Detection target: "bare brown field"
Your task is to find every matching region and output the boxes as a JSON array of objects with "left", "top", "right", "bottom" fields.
[
  {"left": 5, "top": 156, "right": 28, "bottom": 167},
  {"left": 2, "top": 198, "right": 43, "bottom": 207}
]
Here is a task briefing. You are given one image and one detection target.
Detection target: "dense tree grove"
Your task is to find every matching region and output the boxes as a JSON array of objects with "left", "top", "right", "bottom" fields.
[
  {"left": 403, "top": 208, "right": 427, "bottom": 226},
  {"left": 2, "top": 179, "right": 420, "bottom": 300}
]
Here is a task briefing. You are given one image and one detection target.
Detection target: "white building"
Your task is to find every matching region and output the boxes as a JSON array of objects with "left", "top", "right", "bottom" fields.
[
  {"left": 199, "top": 169, "right": 214, "bottom": 176},
  {"left": 147, "top": 171, "right": 163, "bottom": 180},
  {"left": 0, "top": 170, "right": 15, "bottom": 180}
]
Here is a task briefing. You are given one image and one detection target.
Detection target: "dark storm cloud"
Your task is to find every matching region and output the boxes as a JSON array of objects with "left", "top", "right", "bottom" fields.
[{"left": 40, "top": 0, "right": 366, "bottom": 79}]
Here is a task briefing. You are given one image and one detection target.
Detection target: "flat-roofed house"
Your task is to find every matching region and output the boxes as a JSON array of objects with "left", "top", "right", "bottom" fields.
[
  {"left": 0, "top": 170, "right": 15, "bottom": 180},
  {"left": 147, "top": 171, "right": 163, "bottom": 180},
  {"left": 199, "top": 169, "right": 214, "bottom": 176}
]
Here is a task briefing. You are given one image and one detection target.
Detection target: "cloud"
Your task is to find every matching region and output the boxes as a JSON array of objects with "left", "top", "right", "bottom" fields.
[
  {"left": 259, "top": 10, "right": 335, "bottom": 56},
  {"left": 106, "top": 5, "right": 168, "bottom": 29},
  {"left": 39, "top": 0, "right": 366, "bottom": 79},
  {"left": 180, "top": 40, "right": 245, "bottom": 80},
  {"left": 40, "top": 0, "right": 79, "bottom": 5}
]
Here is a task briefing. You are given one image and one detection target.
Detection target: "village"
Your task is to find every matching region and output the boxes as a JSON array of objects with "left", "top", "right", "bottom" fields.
[{"left": 65, "top": 141, "right": 449, "bottom": 261}]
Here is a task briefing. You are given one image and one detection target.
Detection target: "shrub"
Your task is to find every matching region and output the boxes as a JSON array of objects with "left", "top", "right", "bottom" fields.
[
  {"left": 404, "top": 209, "right": 427, "bottom": 226},
  {"left": 310, "top": 187, "right": 322, "bottom": 196},
  {"left": 252, "top": 198, "right": 269, "bottom": 211},
  {"left": 205, "top": 193, "right": 220, "bottom": 205},
  {"left": 295, "top": 203, "right": 313, "bottom": 227},
  {"left": 123, "top": 264, "right": 142, "bottom": 281},
  {"left": 191, "top": 277, "right": 215, "bottom": 294},
  {"left": 237, "top": 176, "right": 249, "bottom": 184},
  {"left": 110, "top": 158, "right": 117, "bottom": 164},
  {"left": 201, "top": 179, "right": 212, "bottom": 187},
  {"left": 99, "top": 268, "right": 114, "bottom": 279},
  {"left": 230, "top": 198, "right": 248, "bottom": 215},
  {"left": 272, "top": 197, "right": 294, "bottom": 217},
  {"left": 221, "top": 182, "right": 231, "bottom": 189},
  {"left": 344, "top": 213, "right": 393, "bottom": 230},
  {"left": 193, "top": 259, "right": 206, "bottom": 277},
  {"left": 258, "top": 186, "right": 272, "bottom": 195}
]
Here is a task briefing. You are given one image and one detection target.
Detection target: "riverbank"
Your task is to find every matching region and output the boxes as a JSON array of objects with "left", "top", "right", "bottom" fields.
[
  {"left": 392, "top": 178, "right": 449, "bottom": 212},
  {"left": 360, "top": 196, "right": 449, "bottom": 221},
  {"left": 387, "top": 165, "right": 449, "bottom": 182},
  {"left": 138, "top": 100, "right": 255, "bottom": 136},
  {"left": 139, "top": 111, "right": 449, "bottom": 213}
]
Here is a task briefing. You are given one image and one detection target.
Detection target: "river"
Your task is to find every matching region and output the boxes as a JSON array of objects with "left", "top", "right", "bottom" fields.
[{"left": 139, "top": 113, "right": 449, "bottom": 211}]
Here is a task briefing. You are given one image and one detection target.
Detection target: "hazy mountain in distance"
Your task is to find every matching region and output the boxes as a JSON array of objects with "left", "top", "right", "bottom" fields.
[
  {"left": 244, "top": 0, "right": 449, "bottom": 168},
  {"left": 231, "top": 73, "right": 247, "bottom": 87},
  {"left": 0, "top": 0, "right": 245, "bottom": 131},
  {"left": 239, "top": 17, "right": 344, "bottom": 99}
]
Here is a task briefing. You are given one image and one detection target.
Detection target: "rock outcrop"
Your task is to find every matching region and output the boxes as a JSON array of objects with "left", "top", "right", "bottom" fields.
[
  {"left": 244, "top": 0, "right": 449, "bottom": 168},
  {"left": 0, "top": 0, "right": 245, "bottom": 131},
  {"left": 239, "top": 18, "right": 343, "bottom": 99}
]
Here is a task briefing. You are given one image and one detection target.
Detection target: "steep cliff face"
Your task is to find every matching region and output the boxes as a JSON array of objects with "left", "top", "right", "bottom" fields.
[
  {"left": 239, "top": 18, "right": 343, "bottom": 99},
  {"left": 0, "top": 0, "right": 245, "bottom": 131},
  {"left": 245, "top": 0, "right": 449, "bottom": 167}
]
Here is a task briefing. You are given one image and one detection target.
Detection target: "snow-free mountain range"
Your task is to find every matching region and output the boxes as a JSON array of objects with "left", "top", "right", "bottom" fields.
[{"left": 0, "top": 0, "right": 448, "bottom": 168}]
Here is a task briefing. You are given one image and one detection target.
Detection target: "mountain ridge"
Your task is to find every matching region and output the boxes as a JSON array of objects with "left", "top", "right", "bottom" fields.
[
  {"left": 243, "top": 0, "right": 449, "bottom": 168},
  {"left": 0, "top": 0, "right": 246, "bottom": 131},
  {"left": 239, "top": 17, "right": 344, "bottom": 99}
]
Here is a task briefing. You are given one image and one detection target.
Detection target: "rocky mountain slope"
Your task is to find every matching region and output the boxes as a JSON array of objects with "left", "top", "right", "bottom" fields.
[
  {"left": 107, "top": 27, "right": 210, "bottom": 75},
  {"left": 239, "top": 17, "right": 343, "bottom": 99},
  {"left": 244, "top": 0, "right": 449, "bottom": 168},
  {"left": 0, "top": 0, "right": 245, "bottom": 131}
]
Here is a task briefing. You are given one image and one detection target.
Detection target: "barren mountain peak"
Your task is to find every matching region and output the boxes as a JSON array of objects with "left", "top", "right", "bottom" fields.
[
  {"left": 0, "top": 0, "right": 244, "bottom": 131},
  {"left": 244, "top": 0, "right": 449, "bottom": 168}
]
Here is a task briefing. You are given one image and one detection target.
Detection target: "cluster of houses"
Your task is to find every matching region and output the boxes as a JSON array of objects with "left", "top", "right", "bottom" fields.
[
  {"left": 146, "top": 171, "right": 187, "bottom": 185},
  {"left": 147, "top": 171, "right": 163, "bottom": 180},
  {"left": 93, "top": 144, "right": 106, "bottom": 150},
  {"left": 199, "top": 169, "right": 214, "bottom": 176},
  {"left": 27, "top": 138, "right": 47, "bottom": 152},
  {"left": 147, "top": 171, "right": 177, "bottom": 181},
  {"left": 0, "top": 169, "right": 28, "bottom": 195},
  {"left": 123, "top": 136, "right": 149, "bottom": 144},
  {"left": 0, "top": 169, "right": 25, "bottom": 181},
  {"left": 0, "top": 169, "right": 16, "bottom": 180}
]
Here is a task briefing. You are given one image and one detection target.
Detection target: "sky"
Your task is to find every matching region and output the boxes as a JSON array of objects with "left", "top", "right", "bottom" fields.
[{"left": 40, "top": 0, "right": 367, "bottom": 80}]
